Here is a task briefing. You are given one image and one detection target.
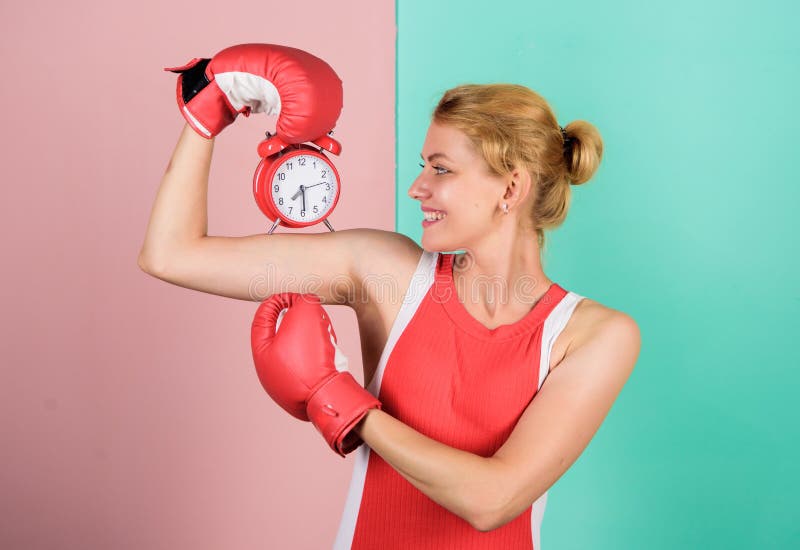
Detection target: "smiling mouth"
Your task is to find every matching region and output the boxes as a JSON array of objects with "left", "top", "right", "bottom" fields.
[{"left": 423, "top": 211, "right": 447, "bottom": 221}]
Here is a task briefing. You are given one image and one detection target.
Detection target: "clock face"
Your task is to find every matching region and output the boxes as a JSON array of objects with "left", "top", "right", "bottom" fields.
[{"left": 270, "top": 152, "right": 339, "bottom": 223}]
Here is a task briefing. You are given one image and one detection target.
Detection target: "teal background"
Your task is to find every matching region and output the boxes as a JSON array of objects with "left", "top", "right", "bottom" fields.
[{"left": 396, "top": 1, "right": 798, "bottom": 547}]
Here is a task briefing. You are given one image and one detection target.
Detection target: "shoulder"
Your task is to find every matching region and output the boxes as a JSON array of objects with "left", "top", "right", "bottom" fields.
[
  {"left": 346, "top": 228, "right": 423, "bottom": 276},
  {"left": 563, "top": 297, "right": 641, "bottom": 365},
  {"left": 344, "top": 228, "right": 424, "bottom": 302}
]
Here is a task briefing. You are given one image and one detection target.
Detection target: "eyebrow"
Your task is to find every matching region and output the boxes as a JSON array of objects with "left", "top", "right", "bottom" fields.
[{"left": 420, "top": 152, "right": 454, "bottom": 163}]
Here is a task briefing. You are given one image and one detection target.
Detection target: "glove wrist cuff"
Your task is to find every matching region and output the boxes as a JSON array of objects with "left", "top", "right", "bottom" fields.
[
  {"left": 307, "top": 371, "right": 381, "bottom": 457},
  {"left": 179, "top": 80, "right": 238, "bottom": 138}
]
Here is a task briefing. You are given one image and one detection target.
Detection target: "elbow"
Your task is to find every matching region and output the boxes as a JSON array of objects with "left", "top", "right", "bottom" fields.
[
  {"left": 470, "top": 483, "right": 531, "bottom": 533},
  {"left": 464, "top": 461, "right": 513, "bottom": 533},
  {"left": 137, "top": 251, "right": 150, "bottom": 273},
  {"left": 472, "top": 505, "right": 517, "bottom": 533},
  {"left": 470, "top": 507, "right": 503, "bottom": 533},
  {"left": 469, "top": 513, "right": 496, "bottom": 534},
  {"left": 468, "top": 491, "right": 507, "bottom": 533},
  {"left": 137, "top": 249, "right": 166, "bottom": 277},
  {"left": 473, "top": 493, "right": 547, "bottom": 533}
]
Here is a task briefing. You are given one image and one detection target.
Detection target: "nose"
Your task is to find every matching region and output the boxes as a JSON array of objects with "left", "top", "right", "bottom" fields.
[{"left": 407, "top": 172, "right": 430, "bottom": 201}]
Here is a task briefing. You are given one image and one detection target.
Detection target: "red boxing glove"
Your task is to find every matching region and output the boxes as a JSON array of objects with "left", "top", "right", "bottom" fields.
[
  {"left": 251, "top": 293, "right": 381, "bottom": 457},
  {"left": 164, "top": 43, "right": 343, "bottom": 140}
]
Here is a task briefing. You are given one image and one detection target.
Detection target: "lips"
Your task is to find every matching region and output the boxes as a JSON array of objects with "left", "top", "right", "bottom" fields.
[{"left": 422, "top": 209, "right": 447, "bottom": 228}]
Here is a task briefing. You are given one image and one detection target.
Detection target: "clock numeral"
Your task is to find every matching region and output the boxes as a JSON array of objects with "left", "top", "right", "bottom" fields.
[
  {"left": 277, "top": 173, "right": 286, "bottom": 181},
  {"left": 322, "top": 196, "right": 327, "bottom": 203},
  {"left": 273, "top": 184, "right": 279, "bottom": 193},
  {"left": 313, "top": 205, "right": 318, "bottom": 214},
  {"left": 321, "top": 170, "right": 327, "bottom": 178},
  {"left": 299, "top": 157, "right": 306, "bottom": 166},
  {"left": 278, "top": 197, "right": 283, "bottom": 205},
  {"left": 286, "top": 162, "right": 293, "bottom": 170},
  {"left": 325, "top": 182, "right": 330, "bottom": 191},
  {"left": 301, "top": 210, "right": 306, "bottom": 217},
  {"left": 288, "top": 206, "right": 293, "bottom": 214}
]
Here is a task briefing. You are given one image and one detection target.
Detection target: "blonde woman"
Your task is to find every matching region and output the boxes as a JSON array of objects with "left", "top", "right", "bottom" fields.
[{"left": 140, "top": 79, "right": 640, "bottom": 549}]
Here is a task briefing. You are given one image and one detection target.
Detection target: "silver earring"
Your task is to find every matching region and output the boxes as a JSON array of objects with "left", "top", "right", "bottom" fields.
[{"left": 502, "top": 203, "right": 509, "bottom": 214}]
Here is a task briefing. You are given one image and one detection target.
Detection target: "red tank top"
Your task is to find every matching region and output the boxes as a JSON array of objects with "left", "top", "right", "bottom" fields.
[{"left": 334, "top": 251, "right": 585, "bottom": 549}]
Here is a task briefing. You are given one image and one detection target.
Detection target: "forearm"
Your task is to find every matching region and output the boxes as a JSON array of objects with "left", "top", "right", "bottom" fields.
[
  {"left": 139, "top": 123, "right": 214, "bottom": 268},
  {"left": 353, "top": 409, "right": 505, "bottom": 529}
]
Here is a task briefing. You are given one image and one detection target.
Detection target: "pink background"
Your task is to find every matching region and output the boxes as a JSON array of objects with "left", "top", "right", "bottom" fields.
[{"left": 0, "top": 1, "right": 396, "bottom": 548}]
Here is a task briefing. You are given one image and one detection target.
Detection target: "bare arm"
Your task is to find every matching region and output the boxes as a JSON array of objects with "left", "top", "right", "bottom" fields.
[
  {"left": 137, "top": 124, "right": 421, "bottom": 306},
  {"left": 353, "top": 312, "right": 641, "bottom": 532},
  {"left": 139, "top": 123, "right": 213, "bottom": 266}
]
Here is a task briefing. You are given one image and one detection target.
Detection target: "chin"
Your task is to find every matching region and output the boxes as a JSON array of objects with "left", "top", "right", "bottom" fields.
[
  {"left": 420, "top": 234, "right": 444, "bottom": 253},
  {"left": 426, "top": 221, "right": 480, "bottom": 250},
  {"left": 421, "top": 234, "right": 460, "bottom": 254}
]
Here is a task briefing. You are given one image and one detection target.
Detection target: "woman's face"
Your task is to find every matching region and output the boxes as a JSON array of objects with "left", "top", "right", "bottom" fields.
[{"left": 408, "top": 120, "right": 505, "bottom": 252}]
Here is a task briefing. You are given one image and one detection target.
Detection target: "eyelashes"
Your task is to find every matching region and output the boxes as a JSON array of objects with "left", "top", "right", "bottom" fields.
[{"left": 418, "top": 163, "right": 449, "bottom": 175}]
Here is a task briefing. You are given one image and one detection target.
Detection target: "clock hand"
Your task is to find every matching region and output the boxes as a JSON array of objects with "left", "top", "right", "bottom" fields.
[
  {"left": 291, "top": 184, "right": 306, "bottom": 201},
  {"left": 291, "top": 183, "right": 326, "bottom": 202}
]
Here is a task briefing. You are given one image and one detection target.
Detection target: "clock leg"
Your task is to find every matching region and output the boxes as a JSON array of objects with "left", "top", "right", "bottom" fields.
[
  {"left": 267, "top": 218, "right": 282, "bottom": 235},
  {"left": 323, "top": 219, "right": 336, "bottom": 232}
]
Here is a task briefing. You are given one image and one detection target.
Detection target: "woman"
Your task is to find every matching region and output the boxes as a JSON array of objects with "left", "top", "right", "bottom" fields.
[{"left": 139, "top": 83, "right": 640, "bottom": 549}]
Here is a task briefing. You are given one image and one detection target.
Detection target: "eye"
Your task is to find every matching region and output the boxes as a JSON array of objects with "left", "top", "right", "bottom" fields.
[{"left": 418, "top": 163, "right": 449, "bottom": 175}]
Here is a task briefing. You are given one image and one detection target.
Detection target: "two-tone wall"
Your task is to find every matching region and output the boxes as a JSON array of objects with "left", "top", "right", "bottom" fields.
[{"left": 1, "top": 1, "right": 797, "bottom": 548}]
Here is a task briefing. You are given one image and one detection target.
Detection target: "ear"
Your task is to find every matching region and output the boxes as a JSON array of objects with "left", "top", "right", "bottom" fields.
[{"left": 502, "top": 166, "right": 533, "bottom": 210}]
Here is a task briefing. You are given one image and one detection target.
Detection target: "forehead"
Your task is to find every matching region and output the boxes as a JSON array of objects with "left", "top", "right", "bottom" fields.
[{"left": 421, "top": 121, "right": 479, "bottom": 163}]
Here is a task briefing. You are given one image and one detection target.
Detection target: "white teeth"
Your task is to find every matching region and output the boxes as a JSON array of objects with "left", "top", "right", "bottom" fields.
[{"left": 424, "top": 211, "right": 447, "bottom": 221}]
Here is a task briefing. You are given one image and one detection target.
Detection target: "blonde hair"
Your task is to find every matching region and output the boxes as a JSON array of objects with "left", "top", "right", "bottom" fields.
[{"left": 432, "top": 83, "right": 603, "bottom": 250}]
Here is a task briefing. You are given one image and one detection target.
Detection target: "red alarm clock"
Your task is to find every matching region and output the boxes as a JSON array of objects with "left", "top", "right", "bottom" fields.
[{"left": 253, "top": 132, "right": 343, "bottom": 234}]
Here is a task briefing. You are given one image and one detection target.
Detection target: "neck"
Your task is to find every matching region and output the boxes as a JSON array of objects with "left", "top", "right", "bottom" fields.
[{"left": 453, "top": 225, "right": 552, "bottom": 320}]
